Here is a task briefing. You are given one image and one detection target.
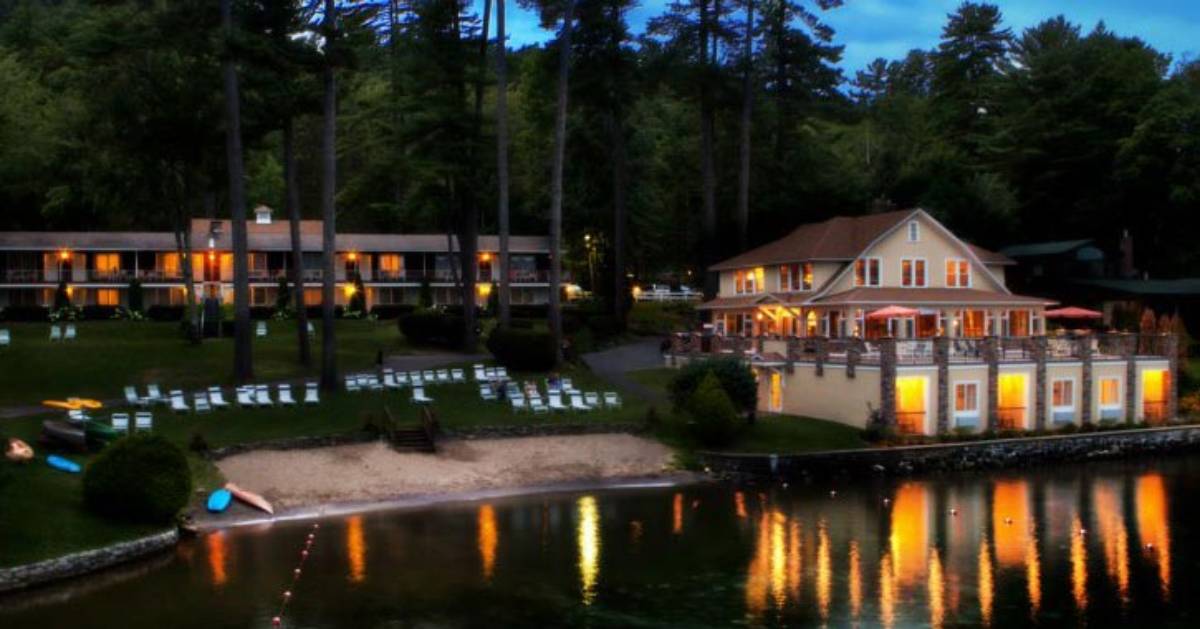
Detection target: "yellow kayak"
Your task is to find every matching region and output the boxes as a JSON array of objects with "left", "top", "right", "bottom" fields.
[{"left": 42, "top": 398, "right": 104, "bottom": 411}]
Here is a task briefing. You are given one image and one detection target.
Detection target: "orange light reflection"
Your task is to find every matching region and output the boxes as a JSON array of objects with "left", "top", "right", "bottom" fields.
[
  {"left": 477, "top": 505, "right": 497, "bottom": 582},
  {"left": 347, "top": 515, "right": 366, "bottom": 583}
]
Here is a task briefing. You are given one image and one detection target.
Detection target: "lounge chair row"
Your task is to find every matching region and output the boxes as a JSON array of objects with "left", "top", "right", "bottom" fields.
[
  {"left": 49, "top": 324, "right": 78, "bottom": 341},
  {"left": 345, "top": 368, "right": 466, "bottom": 392},
  {"left": 110, "top": 412, "right": 154, "bottom": 433},
  {"left": 125, "top": 383, "right": 320, "bottom": 413},
  {"left": 473, "top": 364, "right": 509, "bottom": 382},
  {"left": 481, "top": 382, "right": 621, "bottom": 414},
  {"left": 255, "top": 321, "right": 316, "bottom": 338}
]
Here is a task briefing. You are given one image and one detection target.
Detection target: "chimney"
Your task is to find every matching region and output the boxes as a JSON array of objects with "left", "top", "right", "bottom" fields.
[
  {"left": 1118, "top": 229, "right": 1135, "bottom": 278},
  {"left": 254, "top": 205, "right": 273, "bottom": 225}
]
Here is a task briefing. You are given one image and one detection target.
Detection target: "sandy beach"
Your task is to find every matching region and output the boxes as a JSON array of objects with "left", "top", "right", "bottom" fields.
[{"left": 215, "top": 434, "right": 675, "bottom": 509}]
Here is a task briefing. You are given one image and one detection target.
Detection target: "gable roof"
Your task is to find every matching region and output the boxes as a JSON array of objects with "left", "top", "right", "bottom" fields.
[
  {"left": 710, "top": 209, "right": 1010, "bottom": 269},
  {"left": 999, "top": 239, "right": 1094, "bottom": 258}
]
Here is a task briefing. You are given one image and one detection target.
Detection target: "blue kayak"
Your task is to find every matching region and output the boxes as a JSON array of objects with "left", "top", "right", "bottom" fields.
[
  {"left": 206, "top": 489, "right": 233, "bottom": 513},
  {"left": 47, "top": 454, "right": 81, "bottom": 474}
]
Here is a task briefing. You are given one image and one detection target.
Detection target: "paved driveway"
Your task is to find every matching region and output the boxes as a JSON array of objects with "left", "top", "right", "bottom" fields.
[{"left": 582, "top": 338, "right": 668, "bottom": 403}]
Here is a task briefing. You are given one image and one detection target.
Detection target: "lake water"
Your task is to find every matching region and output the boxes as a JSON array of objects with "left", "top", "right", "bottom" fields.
[{"left": 3, "top": 457, "right": 1199, "bottom": 628}]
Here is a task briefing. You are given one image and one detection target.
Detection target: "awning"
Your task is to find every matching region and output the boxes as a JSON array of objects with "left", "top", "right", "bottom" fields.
[
  {"left": 1045, "top": 306, "right": 1102, "bottom": 319},
  {"left": 866, "top": 305, "right": 921, "bottom": 320}
]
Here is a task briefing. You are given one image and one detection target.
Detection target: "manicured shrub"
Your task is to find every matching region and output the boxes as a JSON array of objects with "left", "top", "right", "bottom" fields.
[
  {"left": 249, "top": 306, "right": 275, "bottom": 320},
  {"left": 83, "top": 435, "right": 192, "bottom": 524},
  {"left": 0, "top": 305, "right": 49, "bottom": 322},
  {"left": 53, "top": 281, "right": 71, "bottom": 311},
  {"left": 305, "top": 305, "right": 345, "bottom": 320},
  {"left": 399, "top": 311, "right": 465, "bottom": 348},
  {"left": 127, "top": 279, "right": 144, "bottom": 313},
  {"left": 81, "top": 305, "right": 119, "bottom": 320},
  {"left": 370, "top": 304, "right": 416, "bottom": 320},
  {"left": 669, "top": 358, "right": 757, "bottom": 414},
  {"left": 686, "top": 372, "right": 740, "bottom": 448},
  {"left": 486, "top": 327, "right": 557, "bottom": 371},
  {"left": 275, "top": 277, "right": 291, "bottom": 311},
  {"left": 146, "top": 305, "right": 185, "bottom": 321}
]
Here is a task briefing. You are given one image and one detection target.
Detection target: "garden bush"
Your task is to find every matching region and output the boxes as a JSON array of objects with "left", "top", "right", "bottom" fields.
[
  {"left": 249, "top": 306, "right": 275, "bottom": 320},
  {"left": 510, "top": 304, "right": 549, "bottom": 319},
  {"left": 81, "top": 305, "right": 120, "bottom": 320},
  {"left": 0, "top": 305, "right": 49, "bottom": 321},
  {"left": 399, "top": 311, "right": 465, "bottom": 348},
  {"left": 627, "top": 301, "right": 697, "bottom": 335},
  {"left": 486, "top": 327, "right": 557, "bottom": 371},
  {"left": 305, "top": 305, "right": 344, "bottom": 320},
  {"left": 686, "top": 372, "right": 741, "bottom": 448},
  {"left": 669, "top": 357, "right": 757, "bottom": 414},
  {"left": 146, "top": 305, "right": 185, "bottom": 321},
  {"left": 370, "top": 304, "right": 417, "bottom": 320},
  {"left": 82, "top": 435, "right": 192, "bottom": 524}
]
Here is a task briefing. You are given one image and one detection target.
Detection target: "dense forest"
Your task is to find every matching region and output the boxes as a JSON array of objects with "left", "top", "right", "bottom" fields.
[{"left": 1, "top": 0, "right": 1198, "bottom": 291}]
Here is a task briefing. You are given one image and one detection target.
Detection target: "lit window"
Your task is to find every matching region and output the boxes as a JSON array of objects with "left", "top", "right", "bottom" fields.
[
  {"left": 97, "top": 289, "right": 119, "bottom": 306},
  {"left": 901, "top": 258, "right": 926, "bottom": 287},
  {"left": 778, "top": 262, "right": 814, "bottom": 291},
  {"left": 802, "top": 263, "right": 813, "bottom": 290},
  {"left": 945, "top": 259, "right": 971, "bottom": 287},
  {"left": 1052, "top": 379, "right": 1074, "bottom": 408},
  {"left": 1099, "top": 378, "right": 1121, "bottom": 408},
  {"left": 94, "top": 253, "right": 120, "bottom": 273},
  {"left": 908, "top": 221, "right": 920, "bottom": 242},
  {"left": 735, "top": 268, "right": 762, "bottom": 295},
  {"left": 854, "top": 258, "right": 880, "bottom": 287},
  {"left": 955, "top": 382, "right": 979, "bottom": 415}
]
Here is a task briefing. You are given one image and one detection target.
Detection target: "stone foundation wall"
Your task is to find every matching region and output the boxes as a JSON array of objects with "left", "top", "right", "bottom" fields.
[
  {"left": 0, "top": 530, "right": 178, "bottom": 595},
  {"left": 441, "top": 422, "right": 643, "bottom": 440},
  {"left": 700, "top": 425, "right": 1200, "bottom": 481}
]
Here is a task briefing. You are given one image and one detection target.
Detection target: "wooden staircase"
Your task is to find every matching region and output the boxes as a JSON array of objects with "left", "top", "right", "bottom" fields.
[{"left": 389, "top": 427, "right": 435, "bottom": 453}]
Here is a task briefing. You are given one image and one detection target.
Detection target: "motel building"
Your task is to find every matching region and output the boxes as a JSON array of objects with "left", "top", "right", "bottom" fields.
[
  {"left": 673, "top": 209, "right": 1179, "bottom": 436},
  {"left": 0, "top": 207, "right": 555, "bottom": 311}
]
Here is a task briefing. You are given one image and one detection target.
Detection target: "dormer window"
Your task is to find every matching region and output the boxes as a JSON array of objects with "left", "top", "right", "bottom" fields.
[{"left": 907, "top": 221, "right": 920, "bottom": 242}]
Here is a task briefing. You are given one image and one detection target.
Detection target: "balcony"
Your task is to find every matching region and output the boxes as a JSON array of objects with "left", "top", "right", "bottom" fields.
[
  {"left": 87, "top": 269, "right": 135, "bottom": 282},
  {"left": 136, "top": 269, "right": 184, "bottom": 282},
  {"left": 2, "top": 269, "right": 44, "bottom": 283}
]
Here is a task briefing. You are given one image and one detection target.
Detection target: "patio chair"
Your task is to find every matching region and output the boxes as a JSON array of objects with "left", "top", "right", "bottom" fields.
[
  {"left": 64, "top": 324, "right": 76, "bottom": 341},
  {"left": 436, "top": 369, "right": 451, "bottom": 383},
  {"left": 193, "top": 392, "right": 212, "bottom": 413},
  {"left": 208, "top": 387, "right": 230, "bottom": 409},
  {"left": 125, "top": 386, "right": 148, "bottom": 408},
  {"left": 409, "top": 372, "right": 423, "bottom": 386},
  {"left": 134, "top": 411, "right": 153, "bottom": 432},
  {"left": 510, "top": 396, "right": 529, "bottom": 412},
  {"left": 584, "top": 392, "right": 601, "bottom": 408},
  {"left": 304, "top": 382, "right": 320, "bottom": 405},
  {"left": 548, "top": 393, "right": 568, "bottom": 412},
  {"left": 529, "top": 397, "right": 549, "bottom": 414},
  {"left": 412, "top": 386, "right": 434, "bottom": 405},
  {"left": 278, "top": 384, "right": 296, "bottom": 406},
  {"left": 473, "top": 365, "right": 486, "bottom": 381},
  {"left": 603, "top": 392, "right": 622, "bottom": 408},
  {"left": 364, "top": 374, "right": 384, "bottom": 391},
  {"left": 561, "top": 378, "right": 577, "bottom": 394},
  {"left": 480, "top": 385, "right": 497, "bottom": 401},
  {"left": 496, "top": 367, "right": 508, "bottom": 379},
  {"left": 146, "top": 384, "right": 168, "bottom": 406},
  {"left": 236, "top": 386, "right": 256, "bottom": 407},
  {"left": 394, "top": 371, "right": 409, "bottom": 387},
  {"left": 570, "top": 393, "right": 591, "bottom": 411},
  {"left": 255, "top": 384, "right": 273, "bottom": 407},
  {"left": 382, "top": 370, "right": 400, "bottom": 389},
  {"left": 49, "top": 325, "right": 62, "bottom": 341},
  {"left": 483, "top": 367, "right": 497, "bottom": 381},
  {"left": 111, "top": 412, "right": 130, "bottom": 433},
  {"left": 0, "top": 329, "right": 11, "bottom": 347},
  {"left": 256, "top": 321, "right": 267, "bottom": 337},
  {"left": 306, "top": 321, "right": 316, "bottom": 336},
  {"left": 169, "top": 390, "right": 189, "bottom": 413},
  {"left": 422, "top": 370, "right": 436, "bottom": 383},
  {"left": 450, "top": 368, "right": 466, "bottom": 383},
  {"left": 345, "top": 375, "right": 362, "bottom": 393},
  {"left": 505, "top": 383, "right": 522, "bottom": 400}
]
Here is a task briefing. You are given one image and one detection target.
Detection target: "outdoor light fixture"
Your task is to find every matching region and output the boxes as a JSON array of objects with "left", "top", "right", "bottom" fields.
[
  {"left": 347, "top": 252, "right": 358, "bottom": 262},
  {"left": 479, "top": 252, "right": 492, "bottom": 262},
  {"left": 344, "top": 283, "right": 357, "bottom": 298},
  {"left": 58, "top": 250, "right": 70, "bottom": 261}
]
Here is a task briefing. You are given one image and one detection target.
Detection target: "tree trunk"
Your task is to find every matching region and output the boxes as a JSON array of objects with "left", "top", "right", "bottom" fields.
[
  {"left": 699, "top": 0, "right": 717, "bottom": 298},
  {"left": 173, "top": 201, "right": 199, "bottom": 345},
  {"left": 284, "top": 117, "right": 310, "bottom": 366},
  {"left": 221, "top": 0, "right": 253, "bottom": 382},
  {"left": 736, "top": 0, "right": 754, "bottom": 252},
  {"left": 319, "top": 0, "right": 338, "bottom": 391},
  {"left": 456, "top": 0, "right": 489, "bottom": 352},
  {"left": 608, "top": 106, "right": 627, "bottom": 325},
  {"left": 495, "top": 0, "right": 511, "bottom": 328},
  {"left": 548, "top": 0, "right": 575, "bottom": 366}
]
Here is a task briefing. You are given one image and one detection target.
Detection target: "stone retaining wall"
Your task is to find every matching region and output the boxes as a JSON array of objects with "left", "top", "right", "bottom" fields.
[
  {"left": 206, "top": 431, "right": 379, "bottom": 460},
  {"left": 0, "top": 530, "right": 178, "bottom": 595},
  {"left": 700, "top": 425, "right": 1200, "bottom": 482},
  {"left": 441, "top": 422, "right": 643, "bottom": 440}
]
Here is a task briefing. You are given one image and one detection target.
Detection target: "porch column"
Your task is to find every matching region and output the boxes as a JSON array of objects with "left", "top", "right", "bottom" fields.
[
  {"left": 1165, "top": 333, "right": 1179, "bottom": 421},
  {"left": 879, "top": 337, "right": 897, "bottom": 429},
  {"left": 1032, "top": 336, "right": 1047, "bottom": 431},
  {"left": 1079, "top": 336, "right": 1094, "bottom": 426},
  {"left": 1123, "top": 333, "right": 1136, "bottom": 425},
  {"left": 847, "top": 339, "right": 861, "bottom": 379},
  {"left": 934, "top": 336, "right": 949, "bottom": 434},
  {"left": 814, "top": 337, "right": 827, "bottom": 377},
  {"left": 785, "top": 336, "right": 799, "bottom": 370},
  {"left": 983, "top": 336, "right": 999, "bottom": 431}
]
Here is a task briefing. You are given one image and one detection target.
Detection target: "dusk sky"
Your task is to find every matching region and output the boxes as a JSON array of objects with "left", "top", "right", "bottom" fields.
[{"left": 485, "top": 0, "right": 1200, "bottom": 77}]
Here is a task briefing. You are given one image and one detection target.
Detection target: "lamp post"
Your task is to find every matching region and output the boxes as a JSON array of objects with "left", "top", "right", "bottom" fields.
[{"left": 584, "top": 234, "right": 597, "bottom": 293}]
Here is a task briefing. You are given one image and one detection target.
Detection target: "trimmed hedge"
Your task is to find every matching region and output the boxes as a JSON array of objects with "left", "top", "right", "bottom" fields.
[
  {"left": 82, "top": 435, "right": 192, "bottom": 524},
  {"left": 249, "top": 306, "right": 275, "bottom": 320},
  {"left": 146, "top": 305, "right": 185, "bottom": 321},
  {"left": 81, "top": 305, "right": 120, "bottom": 320},
  {"left": 669, "top": 357, "right": 757, "bottom": 414},
  {"left": 510, "top": 304, "right": 549, "bottom": 319},
  {"left": 370, "top": 304, "right": 417, "bottom": 320},
  {"left": 486, "top": 327, "right": 557, "bottom": 371},
  {"left": 306, "top": 305, "right": 344, "bottom": 320},
  {"left": 0, "top": 305, "right": 49, "bottom": 322},
  {"left": 687, "top": 371, "right": 740, "bottom": 447},
  {"left": 399, "top": 312, "right": 465, "bottom": 348}
]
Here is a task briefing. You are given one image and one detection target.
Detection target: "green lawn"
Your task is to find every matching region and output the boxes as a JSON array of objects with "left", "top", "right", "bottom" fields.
[
  {"left": 0, "top": 319, "right": 409, "bottom": 407},
  {"left": 626, "top": 367, "right": 677, "bottom": 393}
]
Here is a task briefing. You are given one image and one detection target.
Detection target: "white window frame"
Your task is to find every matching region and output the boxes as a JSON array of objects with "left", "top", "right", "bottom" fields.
[
  {"left": 854, "top": 257, "right": 882, "bottom": 287},
  {"left": 907, "top": 221, "right": 920, "bottom": 242},
  {"left": 1051, "top": 378, "right": 1076, "bottom": 412},
  {"left": 944, "top": 257, "right": 972, "bottom": 288},
  {"left": 1099, "top": 377, "right": 1123, "bottom": 410},
  {"left": 901, "top": 257, "right": 927, "bottom": 288},
  {"left": 953, "top": 381, "right": 981, "bottom": 420}
]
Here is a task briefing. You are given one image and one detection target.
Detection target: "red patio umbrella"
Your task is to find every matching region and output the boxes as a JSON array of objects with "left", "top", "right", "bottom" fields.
[
  {"left": 1044, "top": 306, "right": 1102, "bottom": 319},
  {"left": 866, "top": 305, "right": 921, "bottom": 320}
]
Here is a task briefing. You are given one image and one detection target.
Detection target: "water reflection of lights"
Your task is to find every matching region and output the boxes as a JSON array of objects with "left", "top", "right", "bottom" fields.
[
  {"left": 206, "top": 532, "right": 228, "bottom": 587},
  {"left": 890, "top": 482, "right": 929, "bottom": 586},
  {"left": 745, "top": 509, "right": 803, "bottom": 619},
  {"left": 992, "top": 480, "right": 1031, "bottom": 568},
  {"left": 1136, "top": 473, "right": 1171, "bottom": 599},
  {"left": 978, "top": 538, "right": 993, "bottom": 627},
  {"left": 347, "top": 515, "right": 366, "bottom": 583},
  {"left": 1070, "top": 516, "right": 1088, "bottom": 612},
  {"left": 735, "top": 491, "right": 747, "bottom": 519},
  {"left": 1025, "top": 539, "right": 1041, "bottom": 617},
  {"left": 879, "top": 552, "right": 896, "bottom": 629},
  {"left": 770, "top": 512, "right": 787, "bottom": 611},
  {"left": 1093, "top": 482, "right": 1129, "bottom": 602},
  {"left": 577, "top": 496, "right": 601, "bottom": 606},
  {"left": 816, "top": 522, "right": 831, "bottom": 621},
  {"left": 477, "top": 505, "right": 497, "bottom": 582},
  {"left": 786, "top": 519, "right": 801, "bottom": 601},
  {"left": 928, "top": 548, "right": 945, "bottom": 629},
  {"left": 672, "top": 493, "right": 683, "bottom": 534},
  {"left": 848, "top": 541, "right": 862, "bottom": 621}
]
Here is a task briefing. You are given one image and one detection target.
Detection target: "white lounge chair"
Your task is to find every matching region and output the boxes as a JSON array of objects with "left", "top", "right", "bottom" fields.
[
  {"left": 412, "top": 386, "right": 434, "bottom": 405},
  {"left": 146, "top": 384, "right": 167, "bottom": 406},
  {"left": 394, "top": 371, "right": 409, "bottom": 387},
  {"left": 479, "top": 385, "right": 497, "bottom": 401},
  {"left": 548, "top": 393, "right": 568, "bottom": 412},
  {"left": 64, "top": 324, "right": 76, "bottom": 341},
  {"left": 208, "top": 387, "right": 229, "bottom": 409},
  {"left": 278, "top": 384, "right": 296, "bottom": 406},
  {"left": 111, "top": 412, "right": 130, "bottom": 433},
  {"left": 256, "top": 321, "right": 267, "bottom": 337},
  {"left": 570, "top": 393, "right": 591, "bottom": 411},
  {"left": 473, "top": 364, "right": 486, "bottom": 381},
  {"left": 125, "top": 386, "right": 147, "bottom": 408},
  {"left": 382, "top": 370, "right": 400, "bottom": 389},
  {"left": 49, "top": 325, "right": 62, "bottom": 341},
  {"left": 236, "top": 386, "right": 255, "bottom": 407},
  {"left": 169, "top": 390, "right": 189, "bottom": 413},
  {"left": 306, "top": 321, "right": 316, "bottom": 335},
  {"left": 496, "top": 367, "right": 508, "bottom": 379},
  {"left": 304, "top": 382, "right": 320, "bottom": 405},
  {"left": 422, "top": 370, "right": 436, "bottom": 383},
  {"left": 562, "top": 378, "right": 577, "bottom": 394},
  {"left": 364, "top": 375, "right": 384, "bottom": 391},
  {"left": 529, "top": 397, "right": 549, "bottom": 414},
  {"left": 436, "top": 369, "right": 450, "bottom": 383},
  {"left": 0, "top": 329, "right": 11, "bottom": 346},
  {"left": 255, "top": 384, "right": 273, "bottom": 407},
  {"left": 510, "top": 396, "right": 529, "bottom": 412},
  {"left": 408, "top": 371, "right": 422, "bottom": 385},
  {"left": 193, "top": 392, "right": 212, "bottom": 413},
  {"left": 67, "top": 409, "right": 90, "bottom": 423},
  {"left": 134, "top": 411, "right": 153, "bottom": 432},
  {"left": 450, "top": 368, "right": 466, "bottom": 383},
  {"left": 345, "top": 375, "right": 361, "bottom": 393},
  {"left": 603, "top": 392, "right": 622, "bottom": 408},
  {"left": 584, "top": 392, "right": 601, "bottom": 408}
]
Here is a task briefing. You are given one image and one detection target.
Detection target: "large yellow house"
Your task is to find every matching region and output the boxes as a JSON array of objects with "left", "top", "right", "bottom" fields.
[{"left": 675, "top": 209, "right": 1178, "bottom": 436}]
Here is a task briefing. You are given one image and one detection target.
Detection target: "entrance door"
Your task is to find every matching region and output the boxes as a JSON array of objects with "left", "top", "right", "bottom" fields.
[
  {"left": 997, "top": 373, "right": 1028, "bottom": 430},
  {"left": 895, "top": 376, "right": 927, "bottom": 435},
  {"left": 769, "top": 372, "right": 783, "bottom": 413},
  {"left": 1142, "top": 369, "right": 1170, "bottom": 424}
]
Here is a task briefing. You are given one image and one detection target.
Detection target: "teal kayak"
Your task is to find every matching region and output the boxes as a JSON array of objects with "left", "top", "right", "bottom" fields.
[
  {"left": 47, "top": 454, "right": 82, "bottom": 474},
  {"left": 206, "top": 489, "right": 233, "bottom": 513}
]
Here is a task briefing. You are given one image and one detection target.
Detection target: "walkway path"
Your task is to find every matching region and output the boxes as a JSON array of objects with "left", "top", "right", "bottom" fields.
[{"left": 582, "top": 338, "right": 668, "bottom": 403}]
